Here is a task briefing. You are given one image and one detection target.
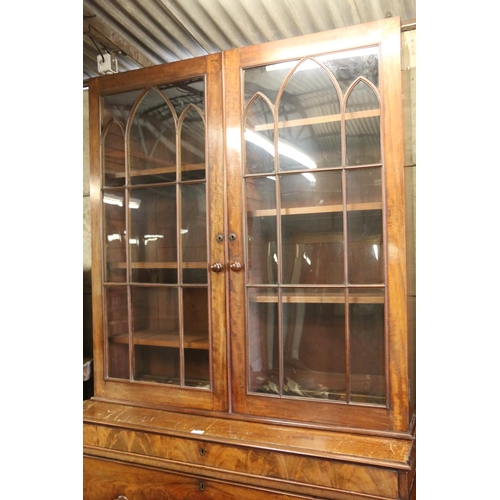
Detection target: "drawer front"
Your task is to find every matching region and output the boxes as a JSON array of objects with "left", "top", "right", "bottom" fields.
[
  {"left": 84, "top": 424, "right": 399, "bottom": 498},
  {"left": 84, "top": 457, "right": 315, "bottom": 500}
]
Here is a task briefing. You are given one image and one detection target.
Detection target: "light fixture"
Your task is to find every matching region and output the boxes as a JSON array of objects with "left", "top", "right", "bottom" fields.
[{"left": 97, "top": 52, "right": 118, "bottom": 75}]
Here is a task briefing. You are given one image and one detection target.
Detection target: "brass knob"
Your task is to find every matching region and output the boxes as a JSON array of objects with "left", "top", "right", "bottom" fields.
[
  {"left": 229, "top": 262, "right": 242, "bottom": 272},
  {"left": 114, "top": 496, "right": 128, "bottom": 500},
  {"left": 210, "top": 262, "right": 223, "bottom": 273}
]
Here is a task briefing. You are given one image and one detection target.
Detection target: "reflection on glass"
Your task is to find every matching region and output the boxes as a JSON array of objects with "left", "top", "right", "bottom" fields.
[
  {"left": 103, "top": 189, "right": 126, "bottom": 283},
  {"left": 181, "top": 184, "right": 207, "bottom": 284},
  {"left": 129, "top": 88, "right": 177, "bottom": 184},
  {"left": 180, "top": 105, "right": 205, "bottom": 181},
  {"left": 129, "top": 186, "right": 177, "bottom": 284},
  {"left": 183, "top": 288, "right": 210, "bottom": 388},
  {"left": 105, "top": 286, "right": 130, "bottom": 379},
  {"left": 346, "top": 168, "right": 384, "bottom": 284},
  {"left": 161, "top": 79, "right": 205, "bottom": 118},
  {"left": 102, "top": 89, "right": 144, "bottom": 128},
  {"left": 131, "top": 286, "right": 180, "bottom": 384},
  {"left": 103, "top": 120, "right": 125, "bottom": 187},
  {"left": 322, "top": 47, "right": 379, "bottom": 92},
  {"left": 246, "top": 177, "right": 277, "bottom": 285},
  {"left": 281, "top": 172, "right": 344, "bottom": 285},
  {"left": 346, "top": 80, "right": 380, "bottom": 166},
  {"left": 349, "top": 288, "right": 385, "bottom": 403},
  {"left": 248, "top": 288, "right": 279, "bottom": 394}
]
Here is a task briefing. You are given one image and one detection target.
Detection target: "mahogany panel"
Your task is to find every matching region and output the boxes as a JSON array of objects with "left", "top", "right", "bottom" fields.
[{"left": 84, "top": 423, "right": 399, "bottom": 498}]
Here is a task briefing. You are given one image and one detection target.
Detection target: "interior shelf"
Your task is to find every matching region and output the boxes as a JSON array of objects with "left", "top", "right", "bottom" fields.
[
  {"left": 248, "top": 202, "right": 382, "bottom": 217},
  {"left": 248, "top": 290, "right": 384, "bottom": 304},
  {"left": 251, "top": 108, "right": 380, "bottom": 132},
  {"left": 105, "top": 154, "right": 204, "bottom": 179},
  {"left": 109, "top": 262, "right": 206, "bottom": 269},
  {"left": 110, "top": 329, "right": 209, "bottom": 349}
]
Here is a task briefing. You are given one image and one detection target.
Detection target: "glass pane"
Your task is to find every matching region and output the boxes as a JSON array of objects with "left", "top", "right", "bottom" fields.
[
  {"left": 282, "top": 289, "right": 346, "bottom": 400},
  {"left": 105, "top": 286, "right": 130, "bottom": 380},
  {"left": 129, "top": 88, "right": 176, "bottom": 185},
  {"left": 161, "top": 79, "right": 205, "bottom": 118},
  {"left": 103, "top": 120, "right": 125, "bottom": 187},
  {"left": 248, "top": 288, "right": 279, "bottom": 394},
  {"left": 131, "top": 286, "right": 180, "bottom": 384},
  {"left": 346, "top": 80, "right": 380, "bottom": 166},
  {"left": 183, "top": 287, "right": 210, "bottom": 388},
  {"left": 246, "top": 177, "right": 277, "bottom": 285},
  {"left": 180, "top": 106, "right": 205, "bottom": 181},
  {"left": 244, "top": 96, "right": 275, "bottom": 175},
  {"left": 129, "top": 186, "right": 177, "bottom": 284},
  {"left": 346, "top": 168, "right": 384, "bottom": 284},
  {"left": 181, "top": 184, "right": 207, "bottom": 284},
  {"left": 102, "top": 89, "right": 143, "bottom": 127},
  {"left": 103, "top": 189, "right": 126, "bottom": 283},
  {"left": 349, "top": 288, "right": 385, "bottom": 404},
  {"left": 244, "top": 62, "right": 289, "bottom": 105},
  {"left": 278, "top": 58, "right": 341, "bottom": 171},
  {"left": 323, "top": 47, "right": 379, "bottom": 93},
  {"left": 281, "top": 172, "right": 344, "bottom": 285}
]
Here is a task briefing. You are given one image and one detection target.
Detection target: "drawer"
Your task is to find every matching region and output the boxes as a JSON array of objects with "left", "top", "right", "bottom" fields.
[
  {"left": 84, "top": 425, "right": 399, "bottom": 498},
  {"left": 84, "top": 457, "right": 317, "bottom": 500}
]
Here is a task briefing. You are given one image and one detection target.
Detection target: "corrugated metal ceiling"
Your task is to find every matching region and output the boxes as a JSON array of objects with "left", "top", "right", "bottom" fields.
[{"left": 83, "top": 0, "right": 416, "bottom": 81}]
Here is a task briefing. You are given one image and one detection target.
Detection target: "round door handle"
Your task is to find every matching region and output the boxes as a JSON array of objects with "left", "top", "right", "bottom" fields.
[
  {"left": 210, "top": 262, "right": 223, "bottom": 273},
  {"left": 229, "top": 262, "right": 242, "bottom": 272},
  {"left": 114, "top": 496, "right": 129, "bottom": 500}
]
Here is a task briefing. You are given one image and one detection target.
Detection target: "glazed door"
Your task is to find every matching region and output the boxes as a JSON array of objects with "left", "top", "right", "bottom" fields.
[
  {"left": 89, "top": 54, "right": 227, "bottom": 412},
  {"left": 225, "top": 18, "right": 409, "bottom": 431}
]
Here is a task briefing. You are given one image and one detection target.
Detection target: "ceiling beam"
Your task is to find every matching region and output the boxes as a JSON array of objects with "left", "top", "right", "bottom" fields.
[{"left": 83, "top": 12, "right": 154, "bottom": 69}]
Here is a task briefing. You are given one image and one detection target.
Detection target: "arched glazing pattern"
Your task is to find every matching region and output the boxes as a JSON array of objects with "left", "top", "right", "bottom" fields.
[
  {"left": 102, "top": 120, "right": 127, "bottom": 283},
  {"left": 244, "top": 93, "right": 275, "bottom": 175},
  {"left": 100, "top": 77, "right": 211, "bottom": 391},
  {"left": 128, "top": 87, "right": 177, "bottom": 184},
  {"left": 277, "top": 57, "right": 342, "bottom": 171},
  {"left": 345, "top": 78, "right": 381, "bottom": 166},
  {"left": 179, "top": 104, "right": 206, "bottom": 181},
  {"left": 243, "top": 46, "right": 386, "bottom": 406},
  {"left": 103, "top": 119, "right": 125, "bottom": 188}
]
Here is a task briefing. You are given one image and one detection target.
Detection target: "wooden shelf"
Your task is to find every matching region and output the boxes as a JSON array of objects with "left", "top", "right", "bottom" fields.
[
  {"left": 249, "top": 290, "right": 384, "bottom": 304},
  {"left": 110, "top": 330, "right": 209, "bottom": 349},
  {"left": 252, "top": 109, "right": 380, "bottom": 132},
  {"left": 248, "top": 202, "right": 382, "bottom": 218},
  {"left": 104, "top": 154, "right": 205, "bottom": 179},
  {"left": 109, "top": 261, "right": 206, "bottom": 269}
]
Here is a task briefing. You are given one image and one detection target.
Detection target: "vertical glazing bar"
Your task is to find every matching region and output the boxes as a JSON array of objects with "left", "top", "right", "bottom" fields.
[
  {"left": 124, "top": 102, "right": 133, "bottom": 382},
  {"left": 274, "top": 116, "right": 284, "bottom": 396},
  {"left": 340, "top": 90, "right": 351, "bottom": 403},
  {"left": 176, "top": 128, "right": 185, "bottom": 387}
]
